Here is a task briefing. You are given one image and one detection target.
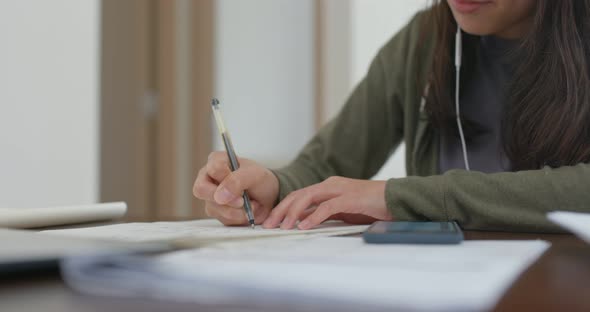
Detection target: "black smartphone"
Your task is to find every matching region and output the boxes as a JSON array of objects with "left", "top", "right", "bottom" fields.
[{"left": 363, "top": 221, "right": 463, "bottom": 244}]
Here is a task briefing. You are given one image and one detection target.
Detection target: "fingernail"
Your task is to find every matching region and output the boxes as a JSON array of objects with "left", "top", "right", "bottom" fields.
[
  {"left": 216, "top": 187, "right": 236, "bottom": 204},
  {"left": 263, "top": 218, "right": 279, "bottom": 229},
  {"left": 298, "top": 220, "right": 310, "bottom": 230},
  {"left": 280, "top": 218, "right": 292, "bottom": 230}
]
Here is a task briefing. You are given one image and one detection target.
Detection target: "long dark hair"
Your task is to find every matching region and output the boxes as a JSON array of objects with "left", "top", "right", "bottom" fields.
[{"left": 424, "top": 0, "right": 590, "bottom": 170}]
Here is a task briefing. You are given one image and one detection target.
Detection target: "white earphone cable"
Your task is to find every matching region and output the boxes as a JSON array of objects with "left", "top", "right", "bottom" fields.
[{"left": 455, "top": 27, "right": 470, "bottom": 171}]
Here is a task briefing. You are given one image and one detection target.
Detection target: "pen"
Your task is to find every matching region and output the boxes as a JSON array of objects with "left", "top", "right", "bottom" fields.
[{"left": 211, "top": 98, "right": 256, "bottom": 229}]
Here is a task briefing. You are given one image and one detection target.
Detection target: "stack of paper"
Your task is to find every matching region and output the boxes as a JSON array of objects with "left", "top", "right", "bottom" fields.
[
  {"left": 61, "top": 237, "right": 549, "bottom": 311},
  {"left": 548, "top": 211, "right": 590, "bottom": 244}
]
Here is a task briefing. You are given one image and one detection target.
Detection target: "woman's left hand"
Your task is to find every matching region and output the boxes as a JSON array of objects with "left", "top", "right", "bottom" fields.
[{"left": 261, "top": 177, "right": 393, "bottom": 230}]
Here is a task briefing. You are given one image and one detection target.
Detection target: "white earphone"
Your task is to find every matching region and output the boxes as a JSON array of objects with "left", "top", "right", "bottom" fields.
[{"left": 455, "top": 26, "right": 471, "bottom": 171}]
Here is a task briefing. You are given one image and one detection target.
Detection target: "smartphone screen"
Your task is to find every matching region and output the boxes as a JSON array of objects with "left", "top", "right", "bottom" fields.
[{"left": 363, "top": 221, "right": 463, "bottom": 244}]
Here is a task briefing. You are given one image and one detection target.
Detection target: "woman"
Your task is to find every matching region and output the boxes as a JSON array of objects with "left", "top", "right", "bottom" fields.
[{"left": 193, "top": 0, "right": 590, "bottom": 232}]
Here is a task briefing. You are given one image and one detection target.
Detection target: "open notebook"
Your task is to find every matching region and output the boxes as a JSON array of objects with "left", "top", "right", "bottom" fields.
[{"left": 42, "top": 219, "right": 369, "bottom": 247}]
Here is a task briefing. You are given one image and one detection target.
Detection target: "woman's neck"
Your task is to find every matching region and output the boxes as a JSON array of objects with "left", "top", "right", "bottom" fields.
[{"left": 494, "top": 14, "right": 534, "bottom": 39}]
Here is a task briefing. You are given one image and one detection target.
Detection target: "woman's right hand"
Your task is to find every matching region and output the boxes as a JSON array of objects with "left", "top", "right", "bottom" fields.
[{"left": 192, "top": 151, "right": 279, "bottom": 226}]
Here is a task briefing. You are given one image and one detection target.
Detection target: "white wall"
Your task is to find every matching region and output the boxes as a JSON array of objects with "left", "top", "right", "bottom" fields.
[
  {"left": 214, "top": 0, "right": 315, "bottom": 167},
  {"left": 350, "top": 1, "right": 429, "bottom": 86},
  {"left": 325, "top": 0, "right": 428, "bottom": 179},
  {"left": 214, "top": 1, "right": 427, "bottom": 176},
  {"left": 0, "top": 0, "right": 99, "bottom": 207}
]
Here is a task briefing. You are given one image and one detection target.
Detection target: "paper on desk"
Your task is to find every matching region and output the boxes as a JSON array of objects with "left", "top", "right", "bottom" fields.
[
  {"left": 548, "top": 211, "right": 590, "bottom": 244},
  {"left": 61, "top": 238, "right": 549, "bottom": 312},
  {"left": 43, "top": 219, "right": 368, "bottom": 246}
]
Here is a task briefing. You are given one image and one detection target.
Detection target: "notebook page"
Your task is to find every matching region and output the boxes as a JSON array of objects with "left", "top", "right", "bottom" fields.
[{"left": 42, "top": 219, "right": 368, "bottom": 245}]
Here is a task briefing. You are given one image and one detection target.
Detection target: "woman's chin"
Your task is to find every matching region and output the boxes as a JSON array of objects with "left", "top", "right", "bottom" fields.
[{"left": 455, "top": 19, "right": 497, "bottom": 36}]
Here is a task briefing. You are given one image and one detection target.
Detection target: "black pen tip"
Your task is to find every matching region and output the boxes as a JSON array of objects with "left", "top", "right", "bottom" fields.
[{"left": 211, "top": 98, "right": 220, "bottom": 107}]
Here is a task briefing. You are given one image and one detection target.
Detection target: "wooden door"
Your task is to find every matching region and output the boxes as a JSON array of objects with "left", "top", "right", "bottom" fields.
[{"left": 100, "top": 0, "right": 212, "bottom": 221}]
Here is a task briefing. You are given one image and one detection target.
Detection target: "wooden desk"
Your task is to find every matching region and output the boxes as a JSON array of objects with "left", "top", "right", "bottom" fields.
[{"left": 1, "top": 231, "right": 589, "bottom": 312}]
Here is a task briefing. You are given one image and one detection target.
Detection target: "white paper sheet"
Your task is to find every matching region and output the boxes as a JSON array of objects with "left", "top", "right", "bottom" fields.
[
  {"left": 0, "top": 202, "right": 126, "bottom": 229},
  {"left": 43, "top": 219, "right": 369, "bottom": 245},
  {"left": 548, "top": 211, "right": 590, "bottom": 244},
  {"left": 61, "top": 237, "right": 549, "bottom": 312}
]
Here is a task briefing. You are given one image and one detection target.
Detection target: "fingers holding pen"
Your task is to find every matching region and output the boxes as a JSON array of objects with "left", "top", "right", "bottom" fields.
[
  {"left": 193, "top": 152, "right": 230, "bottom": 202},
  {"left": 194, "top": 165, "right": 245, "bottom": 207},
  {"left": 206, "top": 151, "right": 232, "bottom": 183},
  {"left": 202, "top": 151, "right": 249, "bottom": 206},
  {"left": 205, "top": 203, "right": 252, "bottom": 226},
  {"left": 213, "top": 165, "right": 267, "bottom": 206},
  {"left": 205, "top": 201, "right": 248, "bottom": 226},
  {"left": 194, "top": 152, "right": 280, "bottom": 227},
  {"left": 193, "top": 167, "right": 218, "bottom": 201},
  {"left": 204, "top": 200, "right": 267, "bottom": 226}
]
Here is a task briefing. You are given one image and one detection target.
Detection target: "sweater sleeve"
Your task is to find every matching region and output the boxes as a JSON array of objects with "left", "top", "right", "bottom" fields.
[
  {"left": 272, "top": 51, "right": 400, "bottom": 200},
  {"left": 386, "top": 163, "right": 590, "bottom": 232},
  {"left": 271, "top": 14, "right": 421, "bottom": 201}
]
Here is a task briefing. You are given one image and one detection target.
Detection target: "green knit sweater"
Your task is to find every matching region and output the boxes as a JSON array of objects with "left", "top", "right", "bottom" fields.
[{"left": 272, "top": 12, "right": 590, "bottom": 233}]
